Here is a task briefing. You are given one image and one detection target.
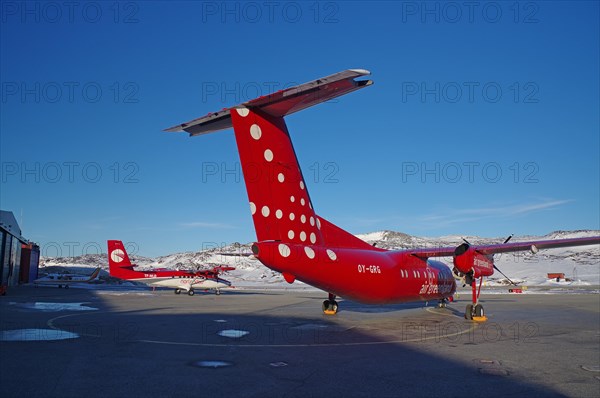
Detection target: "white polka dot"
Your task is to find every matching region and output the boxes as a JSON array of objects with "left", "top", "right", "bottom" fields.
[
  {"left": 236, "top": 108, "right": 250, "bottom": 117},
  {"left": 264, "top": 149, "right": 273, "bottom": 162},
  {"left": 326, "top": 249, "right": 337, "bottom": 261},
  {"left": 300, "top": 231, "right": 306, "bottom": 242},
  {"left": 261, "top": 206, "right": 270, "bottom": 217},
  {"left": 278, "top": 244, "right": 291, "bottom": 258},
  {"left": 289, "top": 213, "right": 295, "bottom": 221},
  {"left": 310, "top": 233, "right": 316, "bottom": 244},
  {"left": 300, "top": 215, "right": 306, "bottom": 224},
  {"left": 290, "top": 196, "right": 295, "bottom": 203},
  {"left": 316, "top": 218, "right": 321, "bottom": 229},
  {"left": 276, "top": 209, "right": 283, "bottom": 219},
  {"left": 300, "top": 198, "right": 305, "bottom": 206},
  {"left": 300, "top": 181, "right": 305, "bottom": 190},
  {"left": 249, "top": 202, "right": 256, "bottom": 215},
  {"left": 309, "top": 217, "right": 315, "bottom": 226},
  {"left": 288, "top": 230, "right": 295, "bottom": 239},
  {"left": 277, "top": 173, "right": 285, "bottom": 183},
  {"left": 250, "top": 124, "right": 262, "bottom": 140},
  {"left": 304, "top": 247, "right": 315, "bottom": 259}
]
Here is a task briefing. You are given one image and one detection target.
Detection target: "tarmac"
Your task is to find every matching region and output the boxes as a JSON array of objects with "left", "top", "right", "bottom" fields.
[{"left": 1, "top": 285, "right": 599, "bottom": 398}]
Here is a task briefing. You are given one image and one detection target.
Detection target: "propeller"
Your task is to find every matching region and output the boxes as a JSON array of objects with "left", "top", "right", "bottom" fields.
[
  {"left": 494, "top": 234, "right": 517, "bottom": 286},
  {"left": 492, "top": 264, "right": 517, "bottom": 285},
  {"left": 456, "top": 235, "right": 518, "bottom": 286}
]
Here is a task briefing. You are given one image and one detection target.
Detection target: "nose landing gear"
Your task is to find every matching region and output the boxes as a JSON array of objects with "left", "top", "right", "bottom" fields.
[
  {"left": 322, "top": 293, "right": 338, "bottom": 315},
  {"left": 464, "top": 276, "right": 487, "bottom": 322}
]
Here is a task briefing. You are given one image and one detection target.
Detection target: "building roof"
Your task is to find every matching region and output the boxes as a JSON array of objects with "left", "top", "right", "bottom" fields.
[{"left": 0, "top": 210, "right": 27, "bottom": 242}]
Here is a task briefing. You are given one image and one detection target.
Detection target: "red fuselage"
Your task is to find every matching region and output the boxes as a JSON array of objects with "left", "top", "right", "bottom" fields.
[{"left": 253, "top": 242, "right": 456, "bottom": 304}]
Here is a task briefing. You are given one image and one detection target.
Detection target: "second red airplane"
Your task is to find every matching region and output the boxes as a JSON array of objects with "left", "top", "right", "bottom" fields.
[{"left": 107, "top": 240, "right": 234, "bottom": 296}]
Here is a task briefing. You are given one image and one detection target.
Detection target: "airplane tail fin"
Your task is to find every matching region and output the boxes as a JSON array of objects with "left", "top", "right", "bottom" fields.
[
  {"left": 88, "top": 267, "right": 101, "bottom": 281},
  {"left": 107, "top": 240, "right": 134, "bottom": 277},
  {"left": 165, "top": 69, "right": 377, "bottom": 251}
]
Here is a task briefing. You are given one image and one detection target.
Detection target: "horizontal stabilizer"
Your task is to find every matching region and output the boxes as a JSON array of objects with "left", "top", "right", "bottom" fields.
[{"left": 164, "top": 69, "right": 372, "bottom": 136}]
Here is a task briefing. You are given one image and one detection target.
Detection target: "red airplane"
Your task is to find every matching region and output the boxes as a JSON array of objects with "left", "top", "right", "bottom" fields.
[
  {"left": 165, "top": 69, "right": 600, "bottom": 319},
  {"left": 107, "top": 240, "right": 234, "bottom": 296}
]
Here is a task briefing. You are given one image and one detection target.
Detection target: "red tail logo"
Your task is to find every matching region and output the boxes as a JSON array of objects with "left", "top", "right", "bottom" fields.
[{"left": 107, "top": 240, "right": 134, "bottom": 278}]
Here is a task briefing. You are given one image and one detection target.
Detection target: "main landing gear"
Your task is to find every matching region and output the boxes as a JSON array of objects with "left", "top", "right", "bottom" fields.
[
  {"left": 464, "top": 273, "right": 487, "bottom": 322},
  {"left": 322, "top": 293, "right": 338, "bottom": 315},
  {"left": 174, "top": 288, "right": 193, "bottom": 296}
]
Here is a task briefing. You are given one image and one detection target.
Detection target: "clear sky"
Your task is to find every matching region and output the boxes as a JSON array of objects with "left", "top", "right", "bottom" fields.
[{"left": 1, "top": 1, "right": 599, "bottom": 257}]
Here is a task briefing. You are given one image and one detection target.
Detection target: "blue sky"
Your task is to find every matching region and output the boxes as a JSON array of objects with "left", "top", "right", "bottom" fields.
[{"left": 1, "top": 1, "right": 598, "bottom": 257}]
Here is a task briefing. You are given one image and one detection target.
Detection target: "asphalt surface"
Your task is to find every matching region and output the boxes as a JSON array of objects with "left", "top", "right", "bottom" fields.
[{"left": 1, "top": 286, "right": 599, "bottom": 398}]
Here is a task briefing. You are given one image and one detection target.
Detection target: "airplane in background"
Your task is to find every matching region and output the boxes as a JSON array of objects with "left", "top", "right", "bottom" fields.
[
  {"left": 165, "top": 69, "right": 600, "bottom": 320},
  {"left": 34, "top": 267, "right": 101, "bottom": 288},
  {"left": 107, "top": 240, "right": 234, "bottom": 296}
]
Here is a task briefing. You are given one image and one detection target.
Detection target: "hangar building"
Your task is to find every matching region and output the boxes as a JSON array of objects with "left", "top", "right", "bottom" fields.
[{"left": 0, "top": 210, "right": 39, "bottom": 291}]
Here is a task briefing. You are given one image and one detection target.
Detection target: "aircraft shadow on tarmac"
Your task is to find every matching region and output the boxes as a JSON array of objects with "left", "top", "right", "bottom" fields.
[
  {"left": 0, "top": 288, "right": 583, "bottom": 398},
  {"left": 338, "top": 300, "right": 433, "bottom": 313}
]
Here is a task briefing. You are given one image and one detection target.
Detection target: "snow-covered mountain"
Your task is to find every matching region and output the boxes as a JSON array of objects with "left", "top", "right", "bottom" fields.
[{"left": 40, "top": 230, "right": 600, "bottom": 288}]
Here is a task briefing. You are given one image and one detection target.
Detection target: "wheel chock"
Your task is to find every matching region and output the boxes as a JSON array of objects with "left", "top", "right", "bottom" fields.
[
  {"left": 472, "top": 316, "right": 488, "bottom": 322},
  {"left": 323, "top": 309, "right": 337, "bottom": 315}
]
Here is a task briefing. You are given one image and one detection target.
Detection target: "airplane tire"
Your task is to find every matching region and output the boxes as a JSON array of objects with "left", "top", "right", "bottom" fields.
[
  {"left": 215, "top": 290, "right": 221, "bottom": 295},
  {"left": 474, "top": 304, "right": 484, "bottom": 317},
  {"left": 322, "top": 300, "right": 339, "bottom": 314},
  {"left": 465, "top": 304, "right": 473, "bottom": 320},
  {"left": 188, "top": 289, "right": 195, "bottom": 296},
  {"left": 174, "top": 289, "right": 181, "bottom": 295},
  {"left": 65, "top": 285, "right": 69, "bottom": 289}
]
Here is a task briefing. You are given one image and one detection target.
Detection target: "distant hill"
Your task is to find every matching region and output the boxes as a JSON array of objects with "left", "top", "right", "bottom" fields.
[{"left": 40, "top": 230, "right": 600, "bottom": 287}]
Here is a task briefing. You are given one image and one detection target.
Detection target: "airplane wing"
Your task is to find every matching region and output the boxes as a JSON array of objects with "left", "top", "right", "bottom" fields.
[
  {"left": 164, "top": 69, "right": 372, "bottom": 136},
  {"left": 409, "top": 236, "right": 599, "bottom": 259}
]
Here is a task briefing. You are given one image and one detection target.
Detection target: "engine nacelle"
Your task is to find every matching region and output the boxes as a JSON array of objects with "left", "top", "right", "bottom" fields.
[{"left": 453, "top": 243, "right": 494, "bottom": 278}]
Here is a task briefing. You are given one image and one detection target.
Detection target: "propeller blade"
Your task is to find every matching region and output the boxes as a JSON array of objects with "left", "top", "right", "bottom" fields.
[
  {"left": 503, "top": 234, "right": 513, "bottom": 244},
  {"left": 493, "top": 264, "right": 518, "bottom": 286}
]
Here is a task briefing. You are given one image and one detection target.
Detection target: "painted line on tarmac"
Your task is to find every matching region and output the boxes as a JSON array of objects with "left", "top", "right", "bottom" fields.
[
  {"left": 47, "top": 312, "right": 103, "bottom": 338},
  {"left": 137, "top": 321, "right": 478, "bottom": 348},
  {"left": 47, "top": 308, "right": 478, "bottom": 348}
]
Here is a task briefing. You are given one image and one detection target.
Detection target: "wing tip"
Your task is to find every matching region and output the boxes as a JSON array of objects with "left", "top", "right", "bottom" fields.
[{"left": 348, "top": 68, "right": 371, "bottom": 76}]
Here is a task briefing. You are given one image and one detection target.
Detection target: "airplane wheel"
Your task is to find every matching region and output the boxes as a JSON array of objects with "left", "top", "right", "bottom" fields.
[
  {"left": 174, "top": 289, "right": 181, "bottom": 295},
  {"left": 465, "top": 304, "right": 473, "bottom": 320},
  {"left": 215, "top": 290, "right": 221, "bottom": 295},
  {"left": 474, "top": 304, "right": 484, "bottom": 317},
  {"left": 58, "top": 285, "right": 63, "bottom": 289},
  {"left": 65, "top": 285, "right": 69, "bottom": 289},
  {"left": 188, "top": 289, "right": 195, "bottom": 296},
  {"left": 322, "top": 300, "right": 338, "bottom": 314}
]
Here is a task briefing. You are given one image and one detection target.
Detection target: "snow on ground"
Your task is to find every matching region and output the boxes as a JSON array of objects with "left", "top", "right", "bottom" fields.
[{"left": 39, "top": 230, "right": 599, "bottom": 291}]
